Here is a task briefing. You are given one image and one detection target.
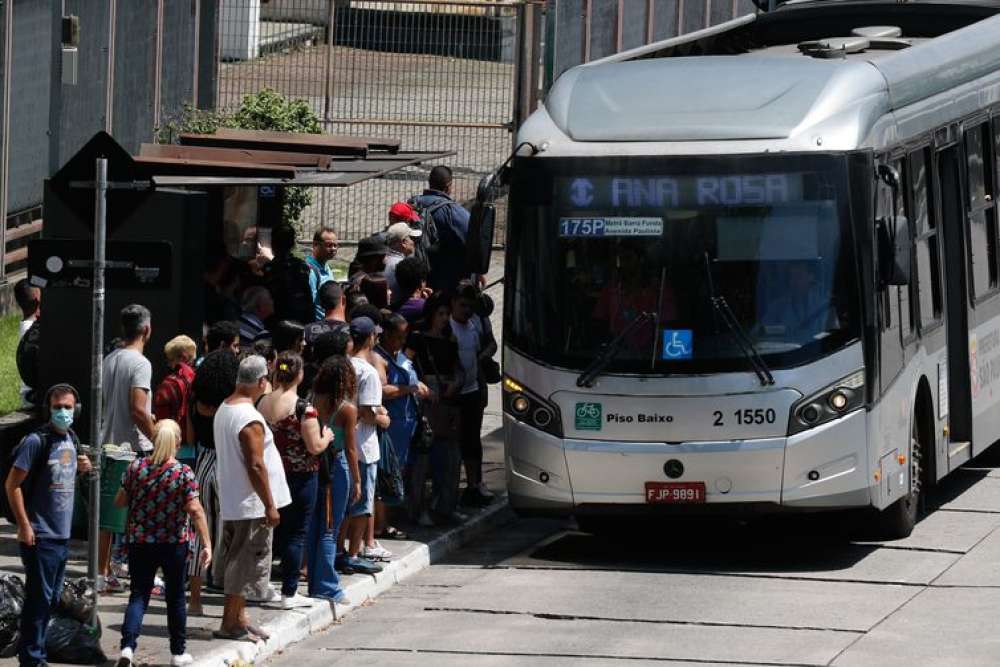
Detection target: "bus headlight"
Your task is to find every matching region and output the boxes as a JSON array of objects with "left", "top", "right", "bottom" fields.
[
  {"left": 788, "top": 370, "right": 865, "bottom": 436},
  {"left": 503, "top": 376, "right": 563, "bottom": 437}
]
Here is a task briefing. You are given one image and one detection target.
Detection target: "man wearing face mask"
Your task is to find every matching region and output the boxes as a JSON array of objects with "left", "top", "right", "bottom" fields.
[{"left": 5, "top": 384, "right": 92, "bottom": 667}]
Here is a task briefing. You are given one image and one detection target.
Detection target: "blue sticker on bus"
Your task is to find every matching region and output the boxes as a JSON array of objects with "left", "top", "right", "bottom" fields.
[{"left": 662, "top": 329, "right": 693, "bottom": 360}]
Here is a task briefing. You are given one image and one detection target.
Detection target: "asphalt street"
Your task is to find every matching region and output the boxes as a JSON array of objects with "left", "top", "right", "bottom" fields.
[{"left": 266, "top": 446, "right": 1000, "bottom": 667}]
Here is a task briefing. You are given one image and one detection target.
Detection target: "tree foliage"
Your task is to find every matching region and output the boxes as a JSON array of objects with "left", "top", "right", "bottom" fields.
[{"left": 156, "top": 89, "right": 322, "bottom": 226}]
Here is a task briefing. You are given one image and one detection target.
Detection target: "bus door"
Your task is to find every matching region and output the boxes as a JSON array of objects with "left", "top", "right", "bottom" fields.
[{"left": 937, "top": 144, "right": 974, "bottom": 465}]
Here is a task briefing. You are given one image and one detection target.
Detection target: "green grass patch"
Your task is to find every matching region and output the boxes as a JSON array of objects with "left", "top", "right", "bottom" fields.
[{"left": 0, "top": 314, "right": 23, "bottom": 416}]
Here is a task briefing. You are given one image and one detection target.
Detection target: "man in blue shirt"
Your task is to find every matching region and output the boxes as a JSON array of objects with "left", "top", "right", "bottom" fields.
[
  {"left": 306, "top": 226, "right": 338, "bottom": 321},
  {"left": 411, "top": 166, "right": 471, "bottom": 293},
  {"left": 5, "top": 384, "right": 91, "bottom": 667}
]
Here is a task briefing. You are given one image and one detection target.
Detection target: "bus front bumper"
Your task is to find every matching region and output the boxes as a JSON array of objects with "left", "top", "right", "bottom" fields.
[{"left": 505, "top": 410, "right": 871, "bottom": 516}]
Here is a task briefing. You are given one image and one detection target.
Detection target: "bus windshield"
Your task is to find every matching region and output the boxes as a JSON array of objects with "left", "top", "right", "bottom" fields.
[{"left": 505, "top": 154, "right": 862, "bottom": 374}]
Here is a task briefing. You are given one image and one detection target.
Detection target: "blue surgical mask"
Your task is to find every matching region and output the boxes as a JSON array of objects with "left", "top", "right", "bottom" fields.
[{"left": 51, "top": 407, "right": 74, "bottom": 431}]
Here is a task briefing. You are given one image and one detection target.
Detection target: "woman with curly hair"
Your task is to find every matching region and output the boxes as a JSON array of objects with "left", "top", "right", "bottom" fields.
[
  {"left": 256, "top": 351, "right": 332, "bottom": 608},
  {"left": 186, "top": 349, "right": 238, "bottom": 616},
  {"left": 308, "top": 356, "right": 363, "bottom": 600}
]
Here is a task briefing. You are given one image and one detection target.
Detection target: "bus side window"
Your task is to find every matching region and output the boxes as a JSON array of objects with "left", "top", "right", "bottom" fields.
[
  {"left": 877, "top": 163, "right": 903, "bottom": 341},
  {"left": 910, "top": 147, "right": 943, "bottom": 330},
  {"left": 965, "top": 122, "right": 999, "bottom": 299},
  {"left": 897, "top": 161, "right": 916, "bottom": 339}
]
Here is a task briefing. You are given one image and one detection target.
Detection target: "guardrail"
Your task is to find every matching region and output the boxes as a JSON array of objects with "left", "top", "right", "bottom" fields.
[{"left": 4, "top": 215, "right": 41, "bottom": 273}]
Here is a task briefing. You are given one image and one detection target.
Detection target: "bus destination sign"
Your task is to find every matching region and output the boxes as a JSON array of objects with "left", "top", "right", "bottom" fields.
[{"left": 559, "top": 173, "right": 805, "bottom": 210}]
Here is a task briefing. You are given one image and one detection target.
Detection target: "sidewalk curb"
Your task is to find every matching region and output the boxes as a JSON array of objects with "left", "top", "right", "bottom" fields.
[{"left": 192, "top": 498, "right": 510, "bottom": 666}]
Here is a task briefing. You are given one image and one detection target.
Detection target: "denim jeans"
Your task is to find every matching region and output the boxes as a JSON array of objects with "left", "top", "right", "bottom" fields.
[
  {"left": 19, "top": 538, "right": 69, "bottom": 666},
  {"left": 306, "top": 451, "right": 349, "bottom": 598},
  {"left": 121, "top": 542, "right": 189, "bottom": 656},
  {"left": 278, "top": 470, "right": 318, "bottom": 597},
  {"left": 430, "top": 437, "right": 462, "bottom": 515}
]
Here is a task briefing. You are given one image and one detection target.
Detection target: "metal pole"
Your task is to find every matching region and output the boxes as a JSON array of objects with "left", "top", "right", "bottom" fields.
[
  {"left": 87, "top": 159, "right": 108, "bottom": 620},
  {"left": 324, "top": 0, "right": 335, "bottom": 122},
  {"left": 0, "top": 0, "right": 15, "bottom": 283},
  {"left": 105, "top": 0, "right": 117, "bottom": 133},
  {"left": 152, "top": 0, "right": 164, "bottom": 131}
]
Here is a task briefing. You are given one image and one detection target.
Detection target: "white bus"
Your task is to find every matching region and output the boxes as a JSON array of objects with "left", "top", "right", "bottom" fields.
[{"left": 495, "top": 1, "right": 1000, "bottom": 538}]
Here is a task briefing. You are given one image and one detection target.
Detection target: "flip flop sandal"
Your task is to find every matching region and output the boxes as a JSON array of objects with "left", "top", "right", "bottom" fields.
[
  {"left": 246, "top": 624, "right": 271, "bottom": 641},
  {"left": 212, "top": 628, "right": 257, "bottom": 642}
]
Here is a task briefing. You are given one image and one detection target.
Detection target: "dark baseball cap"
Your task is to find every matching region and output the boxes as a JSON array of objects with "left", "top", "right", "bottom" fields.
[
  {"left": 356, "top": 235, "right": 388, "bottom": 258},
  {"left": 350, "top": 316, "right": 381, "bottom": 337}
]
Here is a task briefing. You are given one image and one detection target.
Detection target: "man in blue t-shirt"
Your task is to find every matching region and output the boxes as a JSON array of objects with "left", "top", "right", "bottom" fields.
[
  {"left": 306, "top": 226, "right": 338, "bottom": 321},
  {"left": 4, "top": 384, "right": 91, "bottom": 667}
]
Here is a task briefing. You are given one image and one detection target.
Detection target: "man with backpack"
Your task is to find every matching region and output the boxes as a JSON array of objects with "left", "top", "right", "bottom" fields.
[
  {"left": 410, "top": 165, "right": 472, "bottom": 293},
  {"left": 4, "top": 384, "right": 91, "bottom": 667}
]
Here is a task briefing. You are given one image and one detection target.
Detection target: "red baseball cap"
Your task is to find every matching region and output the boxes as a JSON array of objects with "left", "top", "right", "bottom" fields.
[{"left": 389, "top": 202, "right": 421, "bottom": 223}]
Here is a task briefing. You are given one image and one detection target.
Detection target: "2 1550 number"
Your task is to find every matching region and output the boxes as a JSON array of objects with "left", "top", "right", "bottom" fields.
[{"left": 713, "top": 408, "right": 777, "bottom": 427}]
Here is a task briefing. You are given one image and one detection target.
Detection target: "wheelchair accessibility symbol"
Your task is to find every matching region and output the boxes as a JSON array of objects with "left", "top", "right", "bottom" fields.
[{"left": 662, "top": 329, "right": 693, "bottom": 360}]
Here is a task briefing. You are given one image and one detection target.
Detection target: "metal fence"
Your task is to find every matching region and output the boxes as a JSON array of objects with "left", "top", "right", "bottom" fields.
[{"left": 216, "top": 0, "right": 531, "bottom": 244}]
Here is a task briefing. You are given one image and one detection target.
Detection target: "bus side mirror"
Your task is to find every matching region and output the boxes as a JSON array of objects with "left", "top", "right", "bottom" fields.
[
  {"left": 877, "top": 215, "right": 911, "bottom": 286},
  {"left": 466, "top": 199, "right": 496, "bottom": 276}
]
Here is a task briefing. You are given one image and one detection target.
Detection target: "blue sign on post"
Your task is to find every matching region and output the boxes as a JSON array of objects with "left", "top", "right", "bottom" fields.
[{"left": 662, "top": 329, "right": 693, "bottom": 360}]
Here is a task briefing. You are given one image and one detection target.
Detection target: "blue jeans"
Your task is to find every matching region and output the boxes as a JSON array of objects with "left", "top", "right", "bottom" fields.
[
  {"left": 19, "top": 538, "right": 69, "bottom": 666},
  {"left": 121, "top": 542, "right": 189, "bottom": 656},
  {"left": 279, "top": 471, "right": 318, "bottom": 597},
  {"left": 307, "top": 451, "right": 350, "bottom": 598}
]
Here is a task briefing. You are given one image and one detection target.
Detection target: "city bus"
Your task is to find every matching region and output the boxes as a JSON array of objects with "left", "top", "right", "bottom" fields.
[{"left": 496, "top": 1, "right": 1000, "bottom": 538}]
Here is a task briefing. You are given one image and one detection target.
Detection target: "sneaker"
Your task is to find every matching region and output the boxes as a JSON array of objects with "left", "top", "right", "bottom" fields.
[
  {"left": 246, "top": 586, "right": 281, "bottom": 605},
  {"left": 151, "top": 575, "right": 166, "bottom": 598},
  {"left": 111, "top": 560, "right": 129, "bottom": 579},
  {"left": 170, "top": 654, "right": 194, "bottom": 667},
  {"left": 281, "top": 593, "right": 313, "bottom": 610},
  {"left": 116, "top": 647, "right": 134, "bottom": 667},
  {"left": 461, "top": 486, "right": 493, "bottom": 508},
  {"left": 344, "top": 556, "right": 383, "bottom": 575},
  {"left": 332, "top": 590, "right": 352, "bottom": 605},
  {"left": 98, "top": 574, "right": 126, "bottom": 595},
  {"left": 334, "top": 553, "right": 355, "bottom": 575},
  {"left": 363, "top": 542, "right": 393, "bottom": 561}
]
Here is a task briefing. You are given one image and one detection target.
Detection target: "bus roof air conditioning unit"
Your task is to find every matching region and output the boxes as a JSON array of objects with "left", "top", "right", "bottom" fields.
[{"left": 798, "top": 37, "right": 870, "bottom": 59}]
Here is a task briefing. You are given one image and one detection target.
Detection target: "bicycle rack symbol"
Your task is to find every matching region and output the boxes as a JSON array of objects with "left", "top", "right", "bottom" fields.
[{"left": 662, "top": 330, "right": 693, "bottom": 360}]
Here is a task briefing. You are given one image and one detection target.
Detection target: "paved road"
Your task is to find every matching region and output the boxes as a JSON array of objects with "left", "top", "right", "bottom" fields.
[{"left": 267, "top": 446, "right": 1000, "bottom": 666}]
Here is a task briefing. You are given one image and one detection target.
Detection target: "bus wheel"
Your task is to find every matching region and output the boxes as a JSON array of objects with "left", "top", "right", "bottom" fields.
[{"left": 875, "top": 414, "right": 924, "bottom": 539}]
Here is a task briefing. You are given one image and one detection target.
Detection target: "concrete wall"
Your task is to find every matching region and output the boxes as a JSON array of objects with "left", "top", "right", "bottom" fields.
[
  {"left": 7, "top": 0, "right": 53, "bottom": 214},
  {"left": 2, "top": 0, "right": 214, "bottom": 219},
  {"left": 550, "top": 0, "right": 758, "bottom": 81}
]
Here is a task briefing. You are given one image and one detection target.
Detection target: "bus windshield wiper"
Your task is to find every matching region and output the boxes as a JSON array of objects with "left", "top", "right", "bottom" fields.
[
  {"left": 703, "top": 253, "right": 775, "bottom": 387},
  {"left": 577, "top": 311, "right": 654, "bottom": 388}
]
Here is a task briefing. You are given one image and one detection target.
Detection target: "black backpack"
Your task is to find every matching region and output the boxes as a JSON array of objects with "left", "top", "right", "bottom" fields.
[
  {"left": 15, "top": 320, "right": 40, "bottom": 405},
  {"left": 266, "top": 255, "right": 315, "bottom": 324},
  {"left": 407, "top": 195, "right": 450, "bottom": 268},
  {"left": 0, "top": 425, "right": 81, "bottom": 523}
]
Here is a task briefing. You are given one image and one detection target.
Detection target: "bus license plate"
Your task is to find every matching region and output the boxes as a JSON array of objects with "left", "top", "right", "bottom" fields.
[{"left": 645, "top": 482, "right": 706, "bottom": 504}]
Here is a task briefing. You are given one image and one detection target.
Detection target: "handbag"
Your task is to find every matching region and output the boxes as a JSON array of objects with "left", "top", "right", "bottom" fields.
[
  {"left": 477, "top": 315, "right": 501, "bottom": 385},
  {"left": 425, "top": 401, "right": 461, "bottom": 441},
  {"left": 411, "top": 407, "right": 435, "bottom": 455},
  {"left": 376, "top": 430, "right": 406, "bottom": 507}
]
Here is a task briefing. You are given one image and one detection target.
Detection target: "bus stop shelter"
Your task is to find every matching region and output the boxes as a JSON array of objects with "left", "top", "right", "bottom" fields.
[{"left": 31, "top": 129, "right": 453, "bottom": 443}]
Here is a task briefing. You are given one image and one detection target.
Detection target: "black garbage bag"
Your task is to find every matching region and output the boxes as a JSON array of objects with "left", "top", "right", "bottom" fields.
[
  {"left": 45, "top": 616, "right": 106, "bottom": 665},
  {"left": 0, "top": 574, "right": 25, "bottom": 658},
  {"left": 57, "top": 578, "right": 97, "bottom": 623}
]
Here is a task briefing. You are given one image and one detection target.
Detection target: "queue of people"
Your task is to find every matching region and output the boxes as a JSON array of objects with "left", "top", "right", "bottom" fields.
[{"left": 3, "top": 165, "right": 499, "bottom": 666}]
